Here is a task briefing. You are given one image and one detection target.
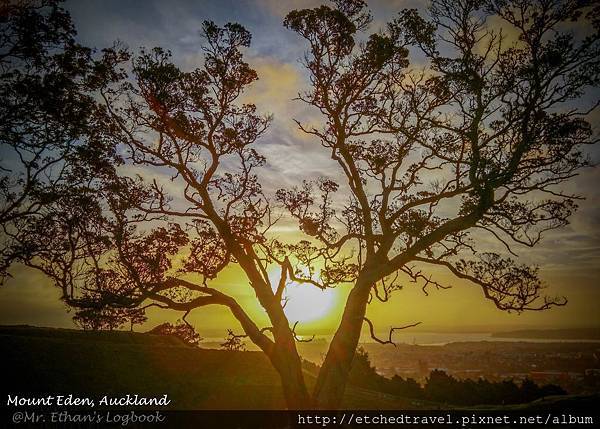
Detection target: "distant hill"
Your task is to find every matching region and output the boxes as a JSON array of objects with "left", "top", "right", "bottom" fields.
[{"left": 491, "top": 328, "right": 600, "bottom": 340}]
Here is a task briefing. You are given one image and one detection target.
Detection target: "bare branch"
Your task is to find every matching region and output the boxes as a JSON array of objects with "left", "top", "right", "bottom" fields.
[{"left": 363, "top": 317, "right": 422, "bottom": 346}]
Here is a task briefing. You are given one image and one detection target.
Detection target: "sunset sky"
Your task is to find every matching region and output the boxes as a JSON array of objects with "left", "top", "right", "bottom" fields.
[{"left": 1, "top": 0, "right": 599, "bottom": 338}]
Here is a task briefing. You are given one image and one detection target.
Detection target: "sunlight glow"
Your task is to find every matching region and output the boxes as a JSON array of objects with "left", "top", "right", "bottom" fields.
[
  {"left": 283, "top": 282, "right": 337, "bottom": 323},
  {"left": 269, "top": 269, "right": 337, "bottom": 323}
]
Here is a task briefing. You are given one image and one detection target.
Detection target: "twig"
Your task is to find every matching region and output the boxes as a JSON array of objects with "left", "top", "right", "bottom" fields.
[{"left": 363, "top": 317, "right": 422, "bottom": 347}]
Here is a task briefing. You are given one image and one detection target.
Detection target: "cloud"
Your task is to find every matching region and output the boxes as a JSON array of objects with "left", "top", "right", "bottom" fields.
[
  {"left": 243, "top": 56, "right": 304, "bottom": 114},
  {"left": 257, "top": 0, "right": 325, "bottom": 18}
]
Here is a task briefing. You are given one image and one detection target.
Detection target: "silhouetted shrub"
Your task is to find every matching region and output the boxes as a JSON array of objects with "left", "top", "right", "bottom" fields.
[
  {"left": 148, "top": 321, "right": 202, "bottom": 347},
  {"left": 346, "top": 349, "right": 566, "bottom": 405}
]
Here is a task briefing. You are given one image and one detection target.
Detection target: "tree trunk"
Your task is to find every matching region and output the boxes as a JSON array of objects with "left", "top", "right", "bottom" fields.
[
  {"left": 312, "top": 274, "right": 373, "bottom": 408},
  {"left": 271, "top": 338, "right": 311, "bottom": 409}
]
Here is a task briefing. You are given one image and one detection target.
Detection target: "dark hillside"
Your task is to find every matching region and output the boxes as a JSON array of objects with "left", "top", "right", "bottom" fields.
[
  {"left": 1, "top": 326, "right": 428, "bottom": 409},
  {"left": 1, "top": 325, "right": 284, "bottom": 409}
]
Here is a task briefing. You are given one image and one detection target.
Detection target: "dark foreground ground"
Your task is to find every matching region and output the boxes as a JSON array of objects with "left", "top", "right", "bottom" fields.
[{"left": 1, "top": 325, "right": 597, "bottom": 411}]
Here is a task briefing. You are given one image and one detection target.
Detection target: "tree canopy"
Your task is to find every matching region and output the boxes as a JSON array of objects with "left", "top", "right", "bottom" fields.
[{"left": 1, "top": 0, "right": 598, "bottom": 409}]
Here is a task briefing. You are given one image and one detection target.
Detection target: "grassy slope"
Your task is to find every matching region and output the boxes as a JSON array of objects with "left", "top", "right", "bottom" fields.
[{"left": 1, "top": 326, "right": 429, "bottom": 410}]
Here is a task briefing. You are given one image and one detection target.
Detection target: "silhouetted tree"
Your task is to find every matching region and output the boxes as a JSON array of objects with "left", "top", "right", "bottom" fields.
[
  {"left": 387, "top": 375, "right": 424, "bottom": 400},
  {"left": 347, "top": 346, "right": 381, "bottom": 390},
  {"left": 343, "top": 350, "right": 562, "bottom": 405},
  {"left": 74, "top": 307, "right": 146, "bottom": 331},
  {"left": 346, "top": 347, "right": 425, "bottom": 398},
  {"left": 3, "top": 0, "right": 597, "bottom": 410},
  {"left": 420, "top": 369, "right": 566, "bottom": 405},
  {"left": 424, "top": 369, "right": 456, "bottom": 403},
  {"left": 0, "top": 0, "right": 121, "bottom": 282},
  {"left": 148, "top": 320, "right": 202, "bottom": 347},
  {"left": 280, "top": 0, "right": 599, "bottom": 407},
  {"left": 14, "top": 17, "right": 313, "bottom": 407},
  {"left": 221, "top": 329, "right": 247, "bottom": 351}
]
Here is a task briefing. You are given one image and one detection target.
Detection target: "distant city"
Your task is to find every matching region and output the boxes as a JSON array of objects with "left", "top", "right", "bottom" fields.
[{"left": 202, "top": 327, "right": 600, "bottom": 394}]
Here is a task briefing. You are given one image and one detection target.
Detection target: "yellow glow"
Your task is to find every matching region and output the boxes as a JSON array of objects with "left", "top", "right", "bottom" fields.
[
  {"left": 284, "top": 282, "right": 337, "bottom": 323},
  {"left": 269, "top": 268, "right": 337, "bottom": 323}
]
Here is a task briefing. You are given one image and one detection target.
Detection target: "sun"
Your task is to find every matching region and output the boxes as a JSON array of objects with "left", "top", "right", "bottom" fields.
[
  {"left": 269, "top": 269, "right": 337, "bottom": 323},
  {"left": 283, "top": 282, "right": 337, "bottom": 323}
]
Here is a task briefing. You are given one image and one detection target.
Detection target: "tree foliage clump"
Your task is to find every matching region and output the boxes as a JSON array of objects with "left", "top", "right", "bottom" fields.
[
  {"left": 0, "top": 0, "right": 124, "bottom": 283},
  {"left": 221, "top": 329, "right": 247, "bottom": 351},
  {"left": 148, "top": 320, "right": 203, "bottom": 347},
  {"left": 73, "top": 306, "right": 146, "bottom": 331}
]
